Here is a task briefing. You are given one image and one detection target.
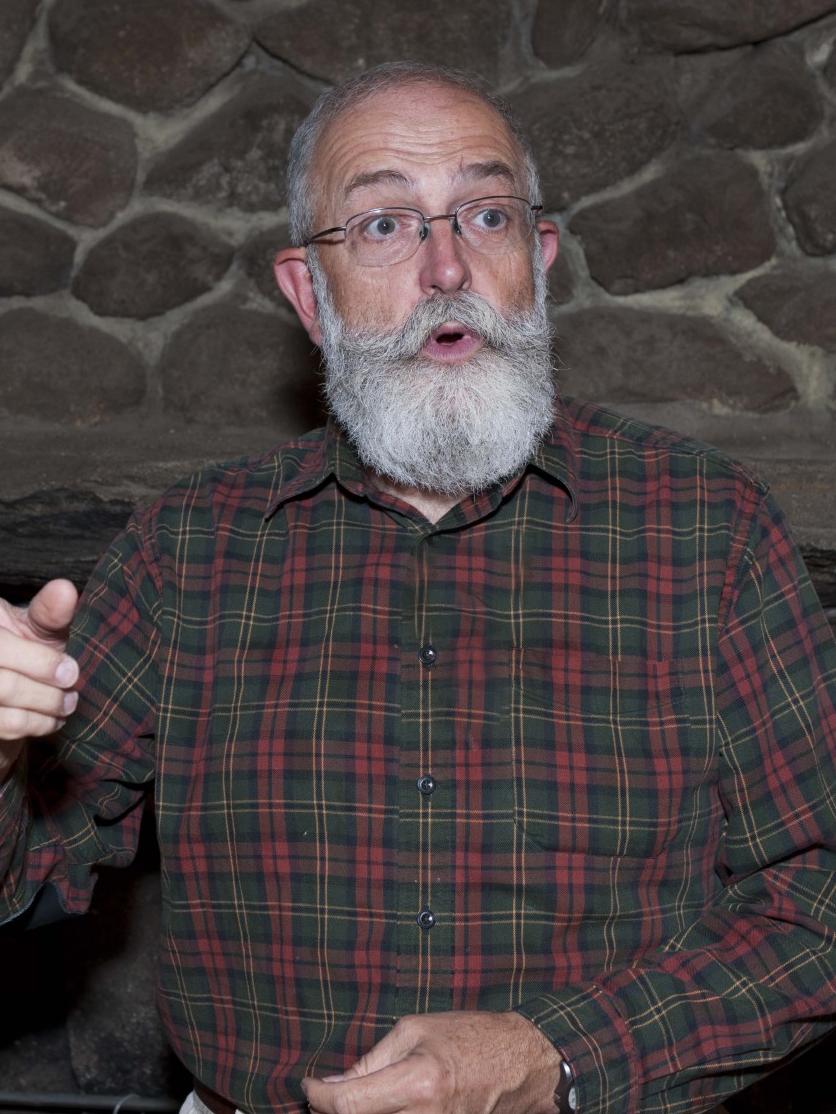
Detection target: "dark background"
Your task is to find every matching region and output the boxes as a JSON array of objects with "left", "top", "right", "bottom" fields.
[{"left": 0, "top": 0, "right": 834, "bottom": 1109}]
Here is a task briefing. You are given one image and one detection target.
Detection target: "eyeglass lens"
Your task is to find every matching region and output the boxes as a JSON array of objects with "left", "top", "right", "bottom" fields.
[{"left": 345, "top": 197, "right": 534, "bottom": 267}]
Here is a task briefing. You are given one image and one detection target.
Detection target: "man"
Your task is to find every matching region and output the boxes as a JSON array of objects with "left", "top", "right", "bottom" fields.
[{"left": 0, "top": 62, "right": 834, "bottom": 1114}]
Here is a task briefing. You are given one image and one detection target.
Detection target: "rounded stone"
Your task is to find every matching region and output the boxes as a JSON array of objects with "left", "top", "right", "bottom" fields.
[
  {"left": 0, "top": 310, "right": 146, "bottom": 423},
  {"left": 145, "top": 75, "right": 313, "bottom": 213},
  {"left": 159, "top": 306, "right": 323, "bottom": 432},
  {"left": 73, "top": 213, "right": 233, "bottom": 319},
  {"left": 784, "top": 140, "right": 836, "bottom": 256},
  {"left": 255, "top": 0, "right": 513, "bottom": 85},
  {"left": 532, "top": 0, "right": 607, "bottom": 67},
  {"left": 0, "top": 207, "right": 76, "bottom": 296},
  {"left": 738, "top": 264, "right": 836, "bottom": 353},
  {"left": 625, "top": 0, "right": 836, "bottom": 52},
  {"left": 0, "top": 88, "right": 136, "bottom": 227},
  {"left": 554, "top": 306, "right": 797, "bottom": 412},
  {"left": 509, "top": 60, "right": 678, "bottom": 210},
  {"left": 0, "top": 0, "right": 39, "bottom": 84},
  {"left": 569, "top": 154, "right": 775, "bottom": 294},
  {"left": 49, "top": 0, "right": 250, "bottom": 113},
  {"left": 240, "top": 224, "right": 288, "bottom": 307},
  {"left": 678, "top": 43, "right": 822, "bottom": 150}
]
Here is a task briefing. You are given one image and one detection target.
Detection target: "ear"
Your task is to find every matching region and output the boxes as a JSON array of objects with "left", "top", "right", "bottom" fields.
[
  {"left": 273, "top": 247, "right": 322, "bottom": 344},
  {"left": 536, "top": 219, "right": 560, "bottom": 272}
]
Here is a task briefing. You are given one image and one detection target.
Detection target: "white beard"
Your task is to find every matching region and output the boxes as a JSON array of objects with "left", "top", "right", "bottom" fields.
[{"left": 308, "top": 255, "right": 556, "bottom": 496}]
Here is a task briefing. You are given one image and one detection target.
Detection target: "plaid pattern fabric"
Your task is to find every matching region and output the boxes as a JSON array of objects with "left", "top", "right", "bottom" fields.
[{"left": 1, "top": 398, "right": 834, "bottom": 1114}]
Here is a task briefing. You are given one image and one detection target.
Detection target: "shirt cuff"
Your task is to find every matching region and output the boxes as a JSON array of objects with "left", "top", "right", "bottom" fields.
[{"left": 515, "top": 984, "right": 640, "bottom": 1114}]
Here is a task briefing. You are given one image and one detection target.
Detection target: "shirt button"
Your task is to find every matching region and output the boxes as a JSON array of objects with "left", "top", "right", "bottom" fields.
[
  {"left": 419, "top": 644, "right": 437, "bottom": 667},
  {"left": 416, "top": 774, "right": 436, "bottom": 796},
  {"left": 416, "top": 906, "right": 436, "bottom": 930}
]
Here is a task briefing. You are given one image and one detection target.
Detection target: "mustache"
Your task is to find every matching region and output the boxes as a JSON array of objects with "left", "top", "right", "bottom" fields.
[{"left": 341, "top": 291, "right": 551, "bottom": 361}]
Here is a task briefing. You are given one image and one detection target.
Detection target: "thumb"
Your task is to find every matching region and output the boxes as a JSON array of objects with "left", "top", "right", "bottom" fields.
[
  {"left": 25, "top": 579, "right": 79, "bottom": 642},
  {"left": 340, "top": 1020, "right": 415, "bottom": 1080}
]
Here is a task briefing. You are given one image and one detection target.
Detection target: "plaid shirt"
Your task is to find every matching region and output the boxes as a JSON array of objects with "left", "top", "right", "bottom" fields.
[{"left": 1, "top": 398, "right": 834, "bottom": 1114}]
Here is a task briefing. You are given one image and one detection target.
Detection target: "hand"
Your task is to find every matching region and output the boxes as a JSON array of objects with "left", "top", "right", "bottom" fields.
[
  {"left": 302, "top": 1010, "right": 562, "bottom": 1114},
  {"left": 0, "top": 579, "right": 80, "bottom": 769}
]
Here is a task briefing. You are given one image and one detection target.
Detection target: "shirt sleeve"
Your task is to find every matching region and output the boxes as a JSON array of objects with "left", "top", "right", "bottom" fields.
[
  {"left": 515, "top": 490, "right": 836, "bottom": 1114},
  {"left": 0, "top": 512, "right": 161, "bottom": 924}
]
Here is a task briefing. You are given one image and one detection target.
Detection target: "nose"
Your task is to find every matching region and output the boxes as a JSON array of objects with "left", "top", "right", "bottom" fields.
[{"left": 416, "top": 216, "right": 471, "bottom": 296}]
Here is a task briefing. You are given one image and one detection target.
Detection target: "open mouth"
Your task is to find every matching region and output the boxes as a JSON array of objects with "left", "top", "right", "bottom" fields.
[{"left": 421, "top": 323, "right": 483, "bottom": 362}]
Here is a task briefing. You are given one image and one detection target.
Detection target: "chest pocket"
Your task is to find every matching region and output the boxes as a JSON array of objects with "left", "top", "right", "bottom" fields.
[{"left": 511, "top": 649, "right": 710, "bottom": 859}]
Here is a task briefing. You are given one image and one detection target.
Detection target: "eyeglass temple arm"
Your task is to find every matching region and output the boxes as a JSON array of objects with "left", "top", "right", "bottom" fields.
[{"left": 303, "top": 225, "right": 346, "bottom": 246}]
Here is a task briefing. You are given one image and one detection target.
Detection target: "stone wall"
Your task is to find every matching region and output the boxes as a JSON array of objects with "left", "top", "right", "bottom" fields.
[{"left": 1, "top": 0, "right": 835, "bottom": 1106}]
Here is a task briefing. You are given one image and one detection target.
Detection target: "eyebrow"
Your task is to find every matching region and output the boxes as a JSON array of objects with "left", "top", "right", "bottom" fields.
[
  {"left": 341, "top": 160, "right": 520, "bottom": 205},
  {"left": 456, "top": 160, "right": 518, "bottom": 188},
  {"left": 342, "top": 169, "right": 412, "bottom": 202}
]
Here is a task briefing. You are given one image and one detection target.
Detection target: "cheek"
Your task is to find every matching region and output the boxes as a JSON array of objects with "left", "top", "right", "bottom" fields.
[
  {"left": 484, "top": 255, "right": 536, "bottom": 312},
  {"left": 324, "top": 267, "right": 353, "bottom": 315},
  {"left": 333, "top": 270, "right": 415, "bottom": 331}
]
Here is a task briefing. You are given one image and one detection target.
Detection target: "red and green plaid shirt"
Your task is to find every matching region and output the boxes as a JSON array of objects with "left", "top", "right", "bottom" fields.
[{"left": 1, "top": 398, "right": 834, "bottom": 1114}]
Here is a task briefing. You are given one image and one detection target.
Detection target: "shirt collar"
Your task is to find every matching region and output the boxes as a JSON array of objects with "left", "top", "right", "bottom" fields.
[
  {"left": 264, "top": 399, "right": 580, "bottom": 524},
  {"left": 528, "top": 398, "right": 579, "bottom": 523},
  {"left": 262, "top": 419, "right": 369, "bottom": 519}
]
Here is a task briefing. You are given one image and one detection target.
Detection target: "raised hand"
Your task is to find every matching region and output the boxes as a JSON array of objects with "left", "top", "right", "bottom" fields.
[{"left": 0, "top": 579, "right": 80, "bottom": 772}]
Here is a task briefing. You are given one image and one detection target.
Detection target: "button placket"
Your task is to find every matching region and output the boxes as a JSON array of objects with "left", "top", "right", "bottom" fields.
[{"left": 396, "top": 531, "right": 454, "bottom": 1009}]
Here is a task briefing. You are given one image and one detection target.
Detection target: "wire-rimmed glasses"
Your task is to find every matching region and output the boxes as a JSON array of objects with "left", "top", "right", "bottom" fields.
[{"left": 303, "top": 195, "right": 542, "bottom": 267}]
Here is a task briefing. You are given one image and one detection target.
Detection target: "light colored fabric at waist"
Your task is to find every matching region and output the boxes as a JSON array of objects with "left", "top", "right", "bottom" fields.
[{"left": 179, "top": 1090, "right": 244, "bottom": 1114}]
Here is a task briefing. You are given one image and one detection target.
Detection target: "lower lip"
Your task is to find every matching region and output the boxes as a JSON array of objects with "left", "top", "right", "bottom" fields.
[{"left": 420, "top": 333, "right": 483, "bottom": 363}]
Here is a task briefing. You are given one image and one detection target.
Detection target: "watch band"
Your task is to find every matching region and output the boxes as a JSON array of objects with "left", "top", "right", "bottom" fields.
[{"left": 554, "top": 1058, "right": 578, "bottom": 1113}]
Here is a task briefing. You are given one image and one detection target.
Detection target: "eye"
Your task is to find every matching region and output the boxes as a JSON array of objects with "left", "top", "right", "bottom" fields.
[
  {"left": 472, "top": 206, "right": 509, "bottom": 231},
  {"left": 359, "top": 213, "right": 402, "bottom": 240}
]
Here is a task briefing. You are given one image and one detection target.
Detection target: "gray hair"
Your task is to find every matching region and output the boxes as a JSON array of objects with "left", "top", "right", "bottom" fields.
[{"left": 286, "top": 61, "right": 542, "bottom": 245}]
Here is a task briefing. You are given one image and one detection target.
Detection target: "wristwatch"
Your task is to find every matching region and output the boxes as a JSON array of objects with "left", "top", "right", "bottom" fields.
[{"left": 554, "top": 1058, "right": 578, "bottom": 1113}]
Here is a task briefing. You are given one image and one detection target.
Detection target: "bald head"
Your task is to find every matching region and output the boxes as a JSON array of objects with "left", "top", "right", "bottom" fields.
[{"left": 286, "top": 62, "right": 541, "bottom": 246}]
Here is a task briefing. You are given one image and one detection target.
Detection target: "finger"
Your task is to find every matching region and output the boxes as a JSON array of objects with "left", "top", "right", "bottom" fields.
[
  {"left": 302, "top": 1057, "right": 426, "bottom": 1114},
  {"left": 341, "top": 1018, "right": 417, "bottom": 1079},
  {"left": 0, "top": 706, "right": 67, "bottom": 742},
  {"left": 303, "top": 1076, "right": 404, "bottom": 1114},
  {"left": 0, "top": 628, "right": 78, "bottom": 688},
  {"left": 25, "top": 579, "right": 79, "bottom": 642},
  {"left": 0, "top": 669, "right": 78, "bottom": 719}
]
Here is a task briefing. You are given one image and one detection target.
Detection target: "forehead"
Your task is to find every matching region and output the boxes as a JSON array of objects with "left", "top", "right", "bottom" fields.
[{"left": 311, "top": 83, "right": 525, "bottom": 217}]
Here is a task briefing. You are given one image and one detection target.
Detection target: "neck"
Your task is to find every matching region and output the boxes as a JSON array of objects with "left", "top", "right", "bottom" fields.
[{"left": 371, "top": 475, "right": 460, "bottom": 524}]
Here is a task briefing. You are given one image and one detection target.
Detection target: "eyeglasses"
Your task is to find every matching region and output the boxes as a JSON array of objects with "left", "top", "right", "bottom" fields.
[{"left": 303, "top": 195, "right": 542, "bottom": 267}]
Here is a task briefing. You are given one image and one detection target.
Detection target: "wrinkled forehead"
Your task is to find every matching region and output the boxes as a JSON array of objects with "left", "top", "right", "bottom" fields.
[{"left": 310, "top": 83, "right": 527, "bottom": 222}]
